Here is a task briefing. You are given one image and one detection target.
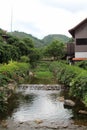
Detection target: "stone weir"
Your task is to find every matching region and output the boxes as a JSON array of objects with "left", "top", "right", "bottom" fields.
[{"left": 18, "top": 84, "right": 61, "bottom": 90}]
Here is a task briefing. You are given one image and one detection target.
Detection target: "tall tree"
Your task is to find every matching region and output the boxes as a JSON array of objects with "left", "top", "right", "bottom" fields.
[{"left": 45, "top": 40, "right": 65, "bottom": 60}]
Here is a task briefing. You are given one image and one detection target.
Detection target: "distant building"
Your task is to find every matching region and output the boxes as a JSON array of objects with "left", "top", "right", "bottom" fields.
[
  {"left": 0, "top": 29, "right": 9, "bottom": 42},
  {"left": 67, "top": 18, "right": 87, "bottom": 61}
]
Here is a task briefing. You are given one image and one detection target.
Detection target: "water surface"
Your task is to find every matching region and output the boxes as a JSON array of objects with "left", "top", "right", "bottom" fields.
[{"left": 11, "top": 88, "right": 73, "bottom": 123}]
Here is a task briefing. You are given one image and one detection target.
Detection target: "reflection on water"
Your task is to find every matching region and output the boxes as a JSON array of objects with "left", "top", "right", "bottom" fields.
[{"left": 11, "top": 89, "right": 73, "bottom": 122}]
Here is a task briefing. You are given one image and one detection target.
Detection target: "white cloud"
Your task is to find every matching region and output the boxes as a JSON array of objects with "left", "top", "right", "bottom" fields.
[
  {"left": 40, "top": 0, "right": 87, "bottom": 12},
  {"left": 0, "top": 0, "right": 87, "bottom": 39}
]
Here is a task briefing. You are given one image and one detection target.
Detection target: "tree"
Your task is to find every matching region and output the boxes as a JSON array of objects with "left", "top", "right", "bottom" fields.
[
  {"left": 0, "top": 42, "right": 20, "bottom": 63},
  {"left": 0, "top": 43, "right": 11, "bottom": 63},
  {"left": 29, "top": 48, "right": 41, "bottom": 67},
  {"left": 7, "top": 35, "right": 19, "bottom": 45},
  {"left": 23, "top": 38, "right": 34, "bottom": 48},
  {"left": 45, "top": 40, "right": 65, "bottom": 60},
  {"left": 10, "top": 46, "right": 20, "bottom": 61},
  {"left": 14, "top": 40, "right": 29, "bottom": 56}
]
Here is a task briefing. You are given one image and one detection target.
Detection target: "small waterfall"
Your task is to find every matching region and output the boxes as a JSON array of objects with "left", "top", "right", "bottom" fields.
[{"left": 18, "top": 84, "right": 61, "bottom": 91}]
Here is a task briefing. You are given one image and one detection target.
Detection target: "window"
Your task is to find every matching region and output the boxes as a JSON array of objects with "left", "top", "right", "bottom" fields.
[{"left": 76, "top": 38, "right": 87, "bottom": 45}]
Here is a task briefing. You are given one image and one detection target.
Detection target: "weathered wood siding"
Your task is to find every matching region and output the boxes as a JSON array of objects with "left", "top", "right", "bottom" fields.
[{"left": 75, "top": 23, "right": 87, "bottom": 58}]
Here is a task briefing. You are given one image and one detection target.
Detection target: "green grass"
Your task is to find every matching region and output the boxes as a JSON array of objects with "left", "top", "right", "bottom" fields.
[
  {"left": 30, "top": 61, "right": 56, "bottom": 84},
  {"left": 35, "top": 71, "right": 53, "bottom": 79},
  {"left": 34, "top": 61, "right": 53, "bottom": 79}
]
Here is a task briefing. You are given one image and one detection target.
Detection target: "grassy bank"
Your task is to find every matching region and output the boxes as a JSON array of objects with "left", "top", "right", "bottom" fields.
[
  {"left": 0, "top": 61, "right": 30, "bottom": 84},
  {"left": 30, "top": 62, "right": 56, "bottom": 84},
  {"left": 0, "top": 61, "right": 30, "bottom": 113},
  {"left": 49, "top": 61, "right": 87, "bottom": 106}
]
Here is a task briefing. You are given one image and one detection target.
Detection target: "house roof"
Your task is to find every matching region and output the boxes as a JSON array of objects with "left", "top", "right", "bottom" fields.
[
  {"left": 72, "top": 58, "right": 87, "bottom": 61},
  {"left": 69, "top": 18, "right": 87, "bottom": 38}
]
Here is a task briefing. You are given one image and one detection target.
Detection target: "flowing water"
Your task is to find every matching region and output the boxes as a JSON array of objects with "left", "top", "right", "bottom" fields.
[
  {"left": 1, "top": 84, "right": 87, "bottom": 128},
  {"left": 11, "top": 88, "right": 72, "bottom": 123}
]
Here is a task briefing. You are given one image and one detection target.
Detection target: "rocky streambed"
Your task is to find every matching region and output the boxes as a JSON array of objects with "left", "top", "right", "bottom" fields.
[{"left": 0, "top": 118, "right": 87, "bottom": 130}]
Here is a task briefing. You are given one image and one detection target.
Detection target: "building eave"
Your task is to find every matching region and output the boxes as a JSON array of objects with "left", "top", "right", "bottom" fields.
[{"left": 69, "top": 18, "right": 87, "bottom": 38}]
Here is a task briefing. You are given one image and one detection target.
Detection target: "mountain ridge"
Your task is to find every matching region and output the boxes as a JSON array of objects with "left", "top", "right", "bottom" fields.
[
  {"left": 10, "top": 31, "right": 70, "bottom": 47},
  {"left": 42, "top": 34, "right": 69, "bottom": 45}
]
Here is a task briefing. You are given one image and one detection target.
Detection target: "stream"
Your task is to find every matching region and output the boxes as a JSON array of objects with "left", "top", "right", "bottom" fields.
[{"left": 0, "top": 84, "right": 87, "bottom": 130}]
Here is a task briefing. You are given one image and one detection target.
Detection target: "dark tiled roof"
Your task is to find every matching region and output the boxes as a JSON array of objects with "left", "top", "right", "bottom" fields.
[{"left": 69, "top": 18, "right": 87, "bottom": 37}]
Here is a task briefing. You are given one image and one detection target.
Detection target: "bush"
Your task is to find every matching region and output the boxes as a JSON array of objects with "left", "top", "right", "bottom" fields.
[
  {"left": 20, "top": 56, "right": 30, "bottom": 63},
  {"left": 70, "top": 71, "right": 87, "bottom": 98},
  {"left": 75, "top": 60, "right": 87, "bottom": 70},
  {"left": 0, "top": 91, "right": 7, "bottom": 112},
  {"left": 0, "top": 74, "right": 10, "bottom": 85},
  {"left": 49, "top": 61, "right": 82, "bottom": 86},
  {"left": 49, "top": 61, "right": 87, "bottom": 105},
  {"left": 0, "top": 61, "right": 30, "bottom": 113},
  {"left": 0, "top": 61, "right": 30, "bottom": 81}
]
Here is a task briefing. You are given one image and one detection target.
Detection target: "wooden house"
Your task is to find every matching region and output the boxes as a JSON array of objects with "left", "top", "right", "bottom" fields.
[{"left": 68, "top": 18, "right": 87, "bottom": 61}]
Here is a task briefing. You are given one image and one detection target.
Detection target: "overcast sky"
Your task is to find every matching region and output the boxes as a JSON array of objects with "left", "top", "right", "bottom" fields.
[{"left": 0, "top": 0, "right": 87, "bottom": 39}]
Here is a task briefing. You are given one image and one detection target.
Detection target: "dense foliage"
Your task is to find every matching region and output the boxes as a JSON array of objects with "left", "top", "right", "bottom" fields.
[
  {"left": 10, "top": 31, "right": 43, "bottom": 47},
  {"left": 45, "top": 40, "right": 66, "bottom": 60},
  {"left": 0, "top": 61, "right": 30, "bottom": 113},
  {"left": 0, "top": 29, "right": 41, "bottom": 66},
  {"left": 49, "top": 61, "right": 87, "bottom": 105},
  {"left": 75, "top": 60, "right": 87, "bottom": 70}
]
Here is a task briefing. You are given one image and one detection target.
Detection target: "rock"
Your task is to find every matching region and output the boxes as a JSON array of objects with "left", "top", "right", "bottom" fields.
[
  {"left": 79, "top": 110, "right": 87, "bottom": 114},
  {"left": 63, "top": 125, "right": 68, "bottom": 128},
  {"left": 34, "top": 119, "right": 43, "bottom": 124},
  {"left": 8, "top": 83, "right": 15, "bottom": 91},
  {"left": 64, "top": 99, "right": 75, "bottom": 107},
  {"left": 19, "top": 122, "right": 24, "bottom": 124},
  {"left": 29, "top": 71, "right": 34, "bottom": 77},
  {"left": 57, "top": 96, "right": 64, "bottom": 102},
  {"left": 1, "top": 120, "right": 8, "bottom": 128},
  {"left": 0, "top": 87, "right": 4, "bottom": 91}
]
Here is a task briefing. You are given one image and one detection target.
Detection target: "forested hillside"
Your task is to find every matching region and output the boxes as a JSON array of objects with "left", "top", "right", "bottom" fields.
[
  {"left": 10, "top": 31, "right": 70, "bottom": 47},
  {"left": 10, "top": 31, "right": 43, "bottom": 47},
  {"left": 42, "top": 34, "right": 70, "bottom": 45}
]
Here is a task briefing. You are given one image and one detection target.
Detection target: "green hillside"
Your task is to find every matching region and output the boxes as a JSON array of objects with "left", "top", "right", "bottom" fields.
[
  {"left": 42, "top": 34, "right": 70, "bottom": 45},
  {"left": 10, "top": 31, "right": 70, "bottom": 47},
  {"left": 10, "top": 31, "right": 43, "bottom": 47}
]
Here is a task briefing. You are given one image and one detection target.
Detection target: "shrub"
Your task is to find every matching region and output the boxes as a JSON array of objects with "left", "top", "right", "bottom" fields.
[
  {"left": 0, "top": 61, "right": 30, "bottom": 113},
  {"left": 0, "top": 91, "right": 7, "bottom": 112},
  {"left": 75, "top": 60, "right": 87, "bottom": 70},
  {"left": 70, "top": 71, "right": 87, "bottom": 98},
  {"left": 49, "top": 61, "right": 82, "bottom": 86},
  {"left": 0, "top": 61, "right": 30, "bottom": 82},
  {"left": 49, "top": 61, "right": 87, "bottom": 105},
  {"left": 20, "top": 56, "right": 30, "bottom": 63}
]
